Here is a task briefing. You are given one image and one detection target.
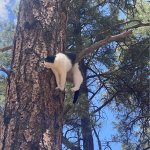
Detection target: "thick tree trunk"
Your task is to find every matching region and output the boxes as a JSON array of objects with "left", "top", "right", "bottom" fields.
[{"left": 0, "top": 0, "right": 67, "bottom": 150}]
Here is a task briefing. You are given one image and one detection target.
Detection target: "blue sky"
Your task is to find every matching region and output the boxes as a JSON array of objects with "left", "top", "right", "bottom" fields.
[
  {"left": 0, "top": 0, "right": 10, "bottom": 21},
  {"left": 0, "top": 0, "right": 122, "bottom": 149},
  {"left": 0, "top": 0, "right": 18, "bottom": 23}
]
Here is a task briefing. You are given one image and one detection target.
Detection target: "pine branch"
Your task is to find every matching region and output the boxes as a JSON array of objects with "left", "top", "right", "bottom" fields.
[
  {"left": 0, "top": 46, "right": 12, "bottom": 52},
  {"left": 76, "top": 29, "right": 133, "bottom": 62}
]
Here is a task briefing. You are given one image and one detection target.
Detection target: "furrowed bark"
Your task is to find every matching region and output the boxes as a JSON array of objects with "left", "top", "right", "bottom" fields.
[{"left": 0, "top": 0, "right": 68, "bottom": 150}]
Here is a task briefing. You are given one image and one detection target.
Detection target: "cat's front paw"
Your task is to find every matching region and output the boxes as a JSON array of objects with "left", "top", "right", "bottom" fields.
[
  {"left": 71, "top": 87, "right": 79, "bottom": 92},
  {"left": 55, "top": 86, "right": 64, "bottom": 91}
]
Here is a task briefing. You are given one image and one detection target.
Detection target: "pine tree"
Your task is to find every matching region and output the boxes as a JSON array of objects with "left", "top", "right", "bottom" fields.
[{"left": 0, "top": 0, "right": 68, "bottom": 149}]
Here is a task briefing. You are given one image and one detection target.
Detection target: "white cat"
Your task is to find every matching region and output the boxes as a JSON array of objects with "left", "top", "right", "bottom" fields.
[{"left": 43, "top": 52, "right": 83, "bottom": 103}]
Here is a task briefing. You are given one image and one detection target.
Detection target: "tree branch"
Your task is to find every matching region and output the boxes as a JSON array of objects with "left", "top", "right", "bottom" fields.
[
  {"left": 62, "top": 136, "right": 80, "bottom": 150},
  {"left": 92, "top": 91, "right": 119, "bottom": 114},
  {"left": 143, "top": 146, "right": 150, "bottom": 150},
  {"left": 125, "top": 22, "right": 150, "bottom": 30},
  {"left": 99, "top": 20, "right": 150, "bottom": 35},
  {"left": 76, "top": 29, "right": 133, "bottom": 62},
  {"left": 0, "top": 46, "right": 12, "bottom": 52},
  {"left": 0, "top": 21, "right": 149, "bottom": 55},
  {"left": 92, "top": 125, "right": 102, "bottom": 150}
]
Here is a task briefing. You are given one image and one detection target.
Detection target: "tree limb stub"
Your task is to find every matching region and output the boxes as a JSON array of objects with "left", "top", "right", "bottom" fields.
[
  {"left": 76, "top": 29, "right": 133, "bottom": 62},
  {"left": 0, "top": 46, "right": 12, "bottom": 52}
]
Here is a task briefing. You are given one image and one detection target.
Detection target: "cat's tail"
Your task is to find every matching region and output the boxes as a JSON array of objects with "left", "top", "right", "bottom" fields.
[{"left": 73, "top": 90, "right": 80, "bottom": 104}]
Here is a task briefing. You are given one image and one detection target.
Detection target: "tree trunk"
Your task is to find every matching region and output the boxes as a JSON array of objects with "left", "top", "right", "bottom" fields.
[
  {"left": 71, "top": 0, "right": 94, "bottom": 148},
  {"left": 0, "top": 0, "right": 67, "bottom": 149},
  {"left": 80, "top": 61, "right": 94, "bottom": 150},
  {"left": 0, "top": 111, "right": 2, "bottom": 138}
]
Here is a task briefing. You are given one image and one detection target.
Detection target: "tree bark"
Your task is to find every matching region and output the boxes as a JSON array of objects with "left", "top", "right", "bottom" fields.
[
  {"left": 71, "top": 1, "right": 94, "bottom": 148},
  {"left": 0, "top": 0, "right": 68, "bottom": 150},
  {"left": 80, "top": 61, "right": 94, "bottom": 150}
]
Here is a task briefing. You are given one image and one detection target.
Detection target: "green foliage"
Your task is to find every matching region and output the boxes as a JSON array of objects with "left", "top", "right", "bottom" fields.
[
  {"left": 135, "top": 0, "right": 150, "bottom": 22},
  {"left": 0, "top": 51, "right": 12, "bottom": 66},
  {"left": 0, "top": 50, "right": 11, "bottom": 109},
  {"left": 0, "top": 23, "right": 15, "bottom": 47},
  {"left": 129, "top": 0, "right": 150, "bottom": 36},
  {"left": 109, "top": 25, "right": 150, "bottom": 150},
  {"left": 0, "top": 16, "right": 15, "bottom": 109},
  {"left": 64, "top": 0, "right": 150, "bottom": 149}
]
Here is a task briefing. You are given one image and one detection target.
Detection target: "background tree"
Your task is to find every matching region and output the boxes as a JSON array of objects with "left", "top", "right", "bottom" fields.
[
  {"left": 110, "top": 1, "right": 150, "bottom": 149},
  {"left": 63, "top": 0, "right": 149, "bottom": 149}
]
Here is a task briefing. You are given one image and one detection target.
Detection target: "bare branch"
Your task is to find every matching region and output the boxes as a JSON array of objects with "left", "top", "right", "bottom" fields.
[
  {"left": 0, "top": 46, "right": 12, "bottom": 52},
  {"left": 92, "top": 125, "right": 102, "bottom": 150},
  {"left": 143, "top": 146, "right": 150, "bottom": 150},
  {"left": 92, "top": 91, "right": 119, "bottom": 114},
  {"left": 76, "top": 30, "right": 133, "bottom": 62}
]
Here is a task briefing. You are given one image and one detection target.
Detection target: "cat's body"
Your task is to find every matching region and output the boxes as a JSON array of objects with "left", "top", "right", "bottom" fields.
[{"left": 43, "top": 52, "right": 83, "bottom": 103}]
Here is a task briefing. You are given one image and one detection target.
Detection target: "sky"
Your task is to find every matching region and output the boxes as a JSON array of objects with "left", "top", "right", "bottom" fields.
[
  {"left": 0, "top": 0, "right": 18, "bottom": 22},
  {"left": 0, "top": 0, "right": 122, "bottom": 149},
  {"left": 0, "top": 0, "right": 10, "bottom": 21}
]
